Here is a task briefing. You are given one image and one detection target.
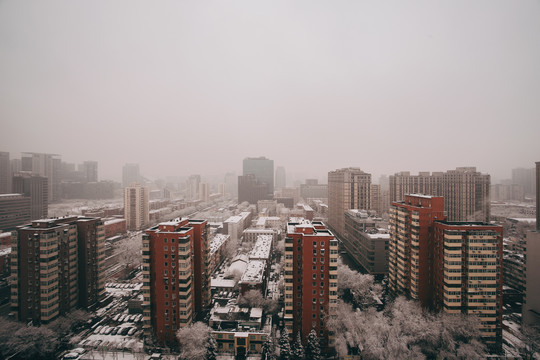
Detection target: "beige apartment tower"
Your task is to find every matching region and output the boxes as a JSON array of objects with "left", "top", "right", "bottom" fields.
[
  {"left": 328, "top": 168, "right": 372, "bottom": 238},
  {"left": 389, "top": 167, "right": 490, "bottom": 222},
  {"left": 124, "top": 183, "right": 149, "bottom": 231}
]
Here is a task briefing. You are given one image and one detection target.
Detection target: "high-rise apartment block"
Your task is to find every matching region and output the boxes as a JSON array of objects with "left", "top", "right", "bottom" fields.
[
  {"left": 523, "top": 161, "right": 540, "bottom": 326},
  {"left": 82, "top": 161, "right": 98, "bottom": 183},
  {"left": 512, "top": 167, "right": 535, "bottom": 197},
  {"left": 124, "top": 184, "right": 149, "bottom": 231},
  {"left": 343, "top": 210, "right": 389, "bottom": 274},
  {"left": 142, "top": 218, "right": 210, "bottom": 346},
  {"left": 388, "top": 194, "right": 503, "bottom": 348},
  {"left": 122, "top": 163, "right": 140, "bottom": 188},
  {"left": 0, "top": 151, "right": 10, "bottom": 194},
  {"left": 328, "top": 168, "right": 372, "bottom": 238},
  {"left": 10, "top": 216, "right": 105, "bottom": 324},
  {"left": 0, "top": 194, "right": 30, "bottom": 231},
  {"left": 21, "top": 152, "right": 61, "bottom": 202},
  {"left": 12, "top": 172, "right": 48, "bottom": 220},
  {"left": 243, "top": 157, "right": 274, "bottom": 195},
  {"left": 389, "top": 195, "right": 446, "bottom": 305},
  {"left": 284, "top": 219, "right": 338, "bottom": 349},
  {"left": 389, "top": 167, "right": 490, "bottom": 222},
  {"left": 187, "top": 174, "right": 201, "bottom": 200}
]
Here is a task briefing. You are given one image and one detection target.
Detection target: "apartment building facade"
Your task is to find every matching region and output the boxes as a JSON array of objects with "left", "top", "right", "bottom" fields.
[{"left": 284, "top": 219, "right": 338, "bottom": 349}]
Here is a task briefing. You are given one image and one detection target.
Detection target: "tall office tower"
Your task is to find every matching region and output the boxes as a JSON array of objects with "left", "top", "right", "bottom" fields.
[
  {"left": 389, "top": 194, "right": 503, "bottom": 348},
  {"left": 512, "top": 167, "right": 535, "bottom": 197},
  {"left": 432, "top": 221, "right": 503, "bottom": 348},
  {"left": 523, "top": 161, "right": 540, "bottom": 326},
  {"left": 82, "top": 161, "right": 98, "bottom": 183},
  {"left": 328, "top": 168, "right": 372, "bottom": 238},
  {"left": 11, "top": 216, "right": 105, "bottom": 324},
  {"left": 75, "top": 217, "right": 106, "bottom": 309},
  {"left": 21, "top": 152, "right": 61, "bottom": 202},
  {"left": 0, "top": 151, "right": 10, "bottom": 194},
  {"left": 389, "top": 167, "right": 490, "bottom": 222},
  {"left": 0, "top": 194, "right": 30, "bottom": 231},
  {"left": 142, "top": 218, "right": 210, "bottom": 346},
  {"left": 238, "top": 174, "right": 271, "bottom": 204},
  {"left": 12, "top": 172, "right": 48, "bottom": 220},
  {"left": 275, "top": 166, "right": 286, "bottom": 190},
  {"left": 243, "top": 157, "right": 274, "bottom": 195},
  {"left": 11, "top": 218, "right": 79, "bottom": 324},
  {"left": 284, "top": 220, "right": 338, "bottom": 350},
  {"left": 389, "top": 194, "right": 446, "bottom": 306},
  {"left": 122, "top": 163, "right": 140, "bottom": 188},
  {"left": 124, "top": 184, "right": 149, "bottom": 230},
  {"left": 187, "top": 174, "right": 201, "bottom": 200},
  {"left": 442, "top": 167, "right": 490, "bottom": 223},
  {"left": 198, "top": 182, "right": 209, "bottom": 202}
]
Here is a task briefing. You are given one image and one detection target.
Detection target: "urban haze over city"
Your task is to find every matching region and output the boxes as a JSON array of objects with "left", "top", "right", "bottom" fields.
[{"left": 0, "top": 1, "right": 539, "bottom": 360}]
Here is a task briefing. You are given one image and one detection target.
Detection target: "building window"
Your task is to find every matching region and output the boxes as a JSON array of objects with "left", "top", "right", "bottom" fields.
[{"left": 164, "top": 238, "right": 167, "bottom": 243}]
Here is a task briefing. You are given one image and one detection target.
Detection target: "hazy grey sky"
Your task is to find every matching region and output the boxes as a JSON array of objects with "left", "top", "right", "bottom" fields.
[{"left": 1, "top": 1, "right": 539, "bottom": 183}]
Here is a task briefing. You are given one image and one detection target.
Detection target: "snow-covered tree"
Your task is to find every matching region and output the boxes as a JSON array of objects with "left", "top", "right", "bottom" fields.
[
  {"left": 291, "top": 332, "right": 304, "bottom": 359},
  {"left": 337, "top": 259, "right": 382, "bottom": 309},
  {"left": 176, "top": 322, "right": 214, "bottom": 360},
  {"left": 327, "top": 297, "right": 487, "bottom": 359},
  {"left": 262, "top": 333, "right": 277, "bottom": 360},
  {"left": 305, "top": 329, "right": 321, "bottom": 360},
  {"left": 278, "top": 331, "right": 291, "bottom": 360}
]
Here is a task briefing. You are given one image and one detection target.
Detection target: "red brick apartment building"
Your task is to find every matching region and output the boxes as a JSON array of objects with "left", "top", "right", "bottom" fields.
[
  {"left": 284, "top": 219, "right": 338, "bottom": 349},
  {"left": 142, "top": 218, "right": 209, "bottom": 346},
  {"left": 389, "top": 194, "right": 503, "bottom": 349}
]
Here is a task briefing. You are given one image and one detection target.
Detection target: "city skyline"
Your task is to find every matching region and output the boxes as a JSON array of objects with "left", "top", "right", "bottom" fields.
[{"left": 1, "top": 1, "right": 539, "bottom": 183}]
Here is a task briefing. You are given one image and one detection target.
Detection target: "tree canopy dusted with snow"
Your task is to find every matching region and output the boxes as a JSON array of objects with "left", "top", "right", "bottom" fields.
[
  {"left": 305, "top": 329, "right": 322, "bottom": 360},
  {"left": 291, "top": 332, "right": 305, "bottom": 359},
  {"left": 337, "top": 259, "right": 382, "bottom": 309},
  {"left": 278, "top": 330, "right": 291, "bottom": 360},
  {"left": 328, "top": 297, "right": 487, "bottom": 360},
  {"left": 176, "top": 322, "right": 216, "bottom": 360}
]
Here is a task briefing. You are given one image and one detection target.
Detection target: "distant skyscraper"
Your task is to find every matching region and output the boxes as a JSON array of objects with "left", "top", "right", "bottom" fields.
[
  {"left": 199, "top": 182, "right": 209, "bottom": 202},
  {"left": 21, "top": 152, "right": 61, "bottom": 202},
  {"left": 83, "top": 161, "right": 98, "bottom": 183},
  {"left": 389, "top": 167, "right": 490, "bottom": 222},
  {"left": 0, "top": 151, "right": 10, "bottom": 194},
  {"left": 328, "top": 168, "right": 372, "bottom": 238},
  {"left": 238, "top": 174, "right": 271, "bottom": 204},
  {"left": 512, "top": 167, "right": 535, "bottom": 197},
  {"left": 124, "top": 184, "right": 149, "bottom": 230},
  {"left": 243, "top": 157, "right": 274, "bottom": 195},
  {"left": 12, "top": 172, "right": 48, "bottom": 220},
  {"left": 275, "top": 166, "right": 286, "bottom": 190},
  {"left": 187, "top": 174, "right": 201, "bottom": 200},
  {"left": 122, "top": 163, "right": 140, "bottom": 188}
]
